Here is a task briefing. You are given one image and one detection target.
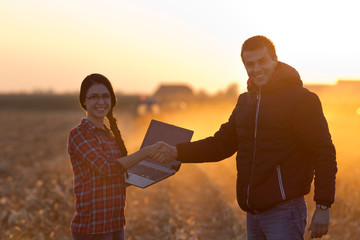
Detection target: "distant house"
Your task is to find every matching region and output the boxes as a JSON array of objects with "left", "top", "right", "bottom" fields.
[
  {"left": 336, "top": 79, "right": 360, "bottom": 89},
  {"left": 304, "top": 80, "right": 360, "bottom": 94},
  {"left": 152, "top": 84, "right": 194, "bottom": 110},
  {"left": 153, "top": 84, "right": 194, "bottom": 101}
]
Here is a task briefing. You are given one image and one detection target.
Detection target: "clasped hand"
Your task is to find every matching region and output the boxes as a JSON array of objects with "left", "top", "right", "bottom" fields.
[{"left": 148, "top": 141, "right": 177, "bottom": 164}]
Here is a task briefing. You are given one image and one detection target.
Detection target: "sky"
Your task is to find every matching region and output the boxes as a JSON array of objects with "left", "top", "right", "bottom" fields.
[{"left": 1, "top": 0, "right": 359, "bottom": 94}]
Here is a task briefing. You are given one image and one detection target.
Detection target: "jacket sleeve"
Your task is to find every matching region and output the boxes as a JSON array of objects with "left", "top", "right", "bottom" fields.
[
  {"left": 176, "top": 105, "right": 239, "bottom": 163},
  {"left": 292, "top": 91, "right": 337, "bottom": 207}
]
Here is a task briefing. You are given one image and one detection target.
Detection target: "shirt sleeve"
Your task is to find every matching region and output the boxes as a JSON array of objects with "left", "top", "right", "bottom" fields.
[{"left": 68, "top": 128, "right": 126, "bottom": 177}]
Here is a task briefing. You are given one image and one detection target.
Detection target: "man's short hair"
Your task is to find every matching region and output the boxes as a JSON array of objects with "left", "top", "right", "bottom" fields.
[{"left": 241, "top": 35, "right": 277, "bottom": 62}]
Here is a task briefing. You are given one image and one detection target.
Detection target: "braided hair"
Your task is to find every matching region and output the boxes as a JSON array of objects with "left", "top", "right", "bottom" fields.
[
  {"left": 106, "top": 111, "right": 128, "bottom": 156},
  {"left": 79, "top": 73, "right": 128, "bottom": 156}
]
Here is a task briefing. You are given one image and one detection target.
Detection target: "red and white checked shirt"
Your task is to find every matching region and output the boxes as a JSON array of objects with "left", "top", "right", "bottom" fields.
[{"left": 67, "top": 118, "right": 127, "bottom": 234}]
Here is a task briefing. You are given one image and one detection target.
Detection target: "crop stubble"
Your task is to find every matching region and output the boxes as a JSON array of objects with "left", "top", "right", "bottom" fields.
[{"left": 1, "top": 102, "right": 360, "bottom": 239}]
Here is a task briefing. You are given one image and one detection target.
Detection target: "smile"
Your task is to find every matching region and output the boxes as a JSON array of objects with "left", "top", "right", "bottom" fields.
[
  {"left": 254, "top": 74, "right": 265, "bottom": 78},
  {"left": 95, "top": 106, "right": 107, "bottom": 111}
]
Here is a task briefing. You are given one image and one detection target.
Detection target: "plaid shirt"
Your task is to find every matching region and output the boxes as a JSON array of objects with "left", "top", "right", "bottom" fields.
[{"left": 67, "top": 118, "right": 127, "bottom": 234}]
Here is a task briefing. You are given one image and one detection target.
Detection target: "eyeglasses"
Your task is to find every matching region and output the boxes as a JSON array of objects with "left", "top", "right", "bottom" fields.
[{"left": 86, "top": 94, "right": 111, "bottom": 102}]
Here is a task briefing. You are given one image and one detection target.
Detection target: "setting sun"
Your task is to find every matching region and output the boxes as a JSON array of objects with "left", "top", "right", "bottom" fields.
[{"left": 1, "top": 0, "right": 359, "bottom": 95}]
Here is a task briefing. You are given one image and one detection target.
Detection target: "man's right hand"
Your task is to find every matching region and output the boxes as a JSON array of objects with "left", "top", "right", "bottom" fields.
[{"left": 150, "top": 141, "right": 178, "bottom": 164}]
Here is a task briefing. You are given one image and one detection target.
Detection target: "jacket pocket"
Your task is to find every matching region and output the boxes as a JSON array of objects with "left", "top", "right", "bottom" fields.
[{"left": 276, "top": 165, "right": 287, "bottom": 200}]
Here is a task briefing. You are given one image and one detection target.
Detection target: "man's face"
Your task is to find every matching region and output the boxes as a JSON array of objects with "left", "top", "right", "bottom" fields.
[{"left": 242, "top": 46, "right": 278, "bottom": 87}]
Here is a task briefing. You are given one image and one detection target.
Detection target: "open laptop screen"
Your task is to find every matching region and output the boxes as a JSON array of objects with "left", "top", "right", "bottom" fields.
[{"left": 140, "top": 119, "right": 194, "bottom": 168}]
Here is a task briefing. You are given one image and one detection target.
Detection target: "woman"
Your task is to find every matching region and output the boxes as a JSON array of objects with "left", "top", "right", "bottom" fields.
[{"left": 67, "top": 73, "right": 168, "bottom": 240}]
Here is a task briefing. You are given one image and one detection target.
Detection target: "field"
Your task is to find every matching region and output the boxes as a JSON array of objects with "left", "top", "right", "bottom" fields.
[{"left": 1, "top": 92, "right": 360, "bottom": 239}]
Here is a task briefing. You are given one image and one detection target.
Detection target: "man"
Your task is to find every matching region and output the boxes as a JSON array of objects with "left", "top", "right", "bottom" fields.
[{"left": 156, "top": 35, "right": 337, "bottom": 239}]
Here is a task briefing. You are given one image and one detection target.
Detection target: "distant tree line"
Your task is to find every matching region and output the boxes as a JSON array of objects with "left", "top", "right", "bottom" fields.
[
  {"left": 0, "top": 82, "right": 240, "bottom": 111},
  {"left": 0, "top": 93, "right": 140, "bottom": 111}
]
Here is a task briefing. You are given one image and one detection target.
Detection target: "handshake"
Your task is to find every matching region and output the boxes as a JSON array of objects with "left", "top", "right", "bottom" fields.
[{"left": 147, "top": 141, "right": 178, "bottom": 164}]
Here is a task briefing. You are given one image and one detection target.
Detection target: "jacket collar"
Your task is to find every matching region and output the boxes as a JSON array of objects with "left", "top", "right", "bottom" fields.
[{"left": 247, "top": 61, "right": 303, "bottom": 95}]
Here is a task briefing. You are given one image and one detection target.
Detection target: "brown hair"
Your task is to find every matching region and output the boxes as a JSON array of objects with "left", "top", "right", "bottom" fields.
[
  {"left": 241, "top": 35, "right": 277, "bottom": 62},
  {"left": 79, "top": 73, "right": 128, "bottom": 156}
]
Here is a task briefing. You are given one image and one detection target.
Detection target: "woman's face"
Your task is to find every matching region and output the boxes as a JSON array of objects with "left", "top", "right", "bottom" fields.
[{"left": 84, "top": 83, "right": 111, "bottom": 122}]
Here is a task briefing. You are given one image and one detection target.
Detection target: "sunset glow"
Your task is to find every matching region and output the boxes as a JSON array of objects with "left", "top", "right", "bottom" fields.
[{"left": 1, "top": 0, "right": 359, "bottom": 94}]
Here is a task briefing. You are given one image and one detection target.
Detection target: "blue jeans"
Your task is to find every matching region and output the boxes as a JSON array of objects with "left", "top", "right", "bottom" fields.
[
  {"left": 246, "top": 197, "right": 307, "bottom": 240},
  {"left": 72, "top": 229, "right": 124, "bottom": 240}
]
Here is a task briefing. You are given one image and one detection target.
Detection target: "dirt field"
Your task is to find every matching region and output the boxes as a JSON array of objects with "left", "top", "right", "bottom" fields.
[{"left": 0, "top": 97, "right": 359, "bottom": 239}]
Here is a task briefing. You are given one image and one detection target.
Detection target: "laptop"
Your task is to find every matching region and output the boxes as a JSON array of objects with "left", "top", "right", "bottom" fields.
[{"left": 126, "top": 119, "right": 194, "bottom": 188}]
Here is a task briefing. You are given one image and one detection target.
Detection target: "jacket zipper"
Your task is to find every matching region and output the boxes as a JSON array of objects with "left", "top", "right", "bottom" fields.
[
  {"left": 276, "top": 165, "right": 287, "bottom": 200},
  {"left": 246, "top": 88, "right": 261, "bottom": 210}
]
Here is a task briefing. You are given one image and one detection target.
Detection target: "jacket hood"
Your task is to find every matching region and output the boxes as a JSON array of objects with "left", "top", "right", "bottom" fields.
[{"left": 247, "top": 61, "right": 303, "bottom": 94}]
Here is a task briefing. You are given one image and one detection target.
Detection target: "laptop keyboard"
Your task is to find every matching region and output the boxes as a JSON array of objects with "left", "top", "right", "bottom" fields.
[{"left": 129, "top": 164, "right": 169, "bottom": 181}]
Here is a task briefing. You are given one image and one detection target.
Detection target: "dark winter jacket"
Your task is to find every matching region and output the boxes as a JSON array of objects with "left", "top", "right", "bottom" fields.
[{"left": 176, "top": 62, "right": 337, "bottom": 213}]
